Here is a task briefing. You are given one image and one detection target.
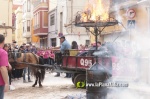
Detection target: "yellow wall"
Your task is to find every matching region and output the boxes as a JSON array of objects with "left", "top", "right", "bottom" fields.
[
  {"left": 31, "top": 19, "right": 40, "bottom": 45},
  {"left": 0, "top": 0, "right": 12, "bottom": 43},
  {"left": 15, "top": 7, "right": 27, "bottom": 46}
]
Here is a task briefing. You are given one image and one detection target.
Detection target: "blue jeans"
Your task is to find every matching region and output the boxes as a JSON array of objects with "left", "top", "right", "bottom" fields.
[
  {"left": 44, "top": 58, "right": 49, "bottom": 64},
  {"left": 0, "top": 86, "right": 4, "bottom": 99},
  {"left": 49, "top": 58, "right": 54, "bottom": 65},
  {"left": 23, "top": 67, "right": 31, "bottom": 81}
]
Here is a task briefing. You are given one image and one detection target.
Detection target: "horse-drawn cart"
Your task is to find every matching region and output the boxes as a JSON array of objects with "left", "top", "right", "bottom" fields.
[
  {"left": 53, "top": 48, "right": 112, "bottom": 88},
  {"left": 9, "top": 46, "right": 112, "bottom": 88}
]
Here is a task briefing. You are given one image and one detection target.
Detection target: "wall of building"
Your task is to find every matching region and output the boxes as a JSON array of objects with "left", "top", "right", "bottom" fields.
[
  {"left": 22, "top": 0, "right": 32, "bottom": 42},
  {"left": 15, "top": 7, "right": 27, "bottom": 46},
  {"left": 56, "top": 0, "right": 90, "bottom": 46},
  {"left": 48, "top": 8, "right": 57, "bottom": 47},
  {"left": 49, "top": 0, "right": 57, "bottom": 11},
  {"left": 0, "top": 0, "right": 12, "bottom": 43},
  {"left": 31, "top": 18, "right": 40, "bottom": 47},
  {"left": 32, "top": 0, "right": 48, "bottom": 48}
]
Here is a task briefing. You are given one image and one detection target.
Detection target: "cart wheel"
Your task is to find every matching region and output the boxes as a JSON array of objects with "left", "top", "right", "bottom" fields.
[
  {"left": 72, "top": 73, "right": 79, "bottom": 84},
  {"left": 72, "top": 76, "right": 75, "bottom": 84},
  {"left": 74, "top": 74, "right": 86, "bottom": 88}
]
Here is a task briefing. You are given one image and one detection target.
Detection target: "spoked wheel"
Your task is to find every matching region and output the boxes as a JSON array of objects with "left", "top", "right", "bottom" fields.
[
  {"left": 74, "top": 74, "right": 86, "bottom": 89},
  {"left": 72, "top": 73, "right": 79, "bottom": 84}
]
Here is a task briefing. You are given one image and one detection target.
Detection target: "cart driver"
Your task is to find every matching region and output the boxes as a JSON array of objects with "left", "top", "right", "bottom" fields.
[
  {"left": 54, "top": 36, "right": 71, "bottom": 77},
  {"left": 59, "top": 36, "right": 71, "bottom": 54},
  {"left": 53, "top": 36, "right": 71, "bottom": 54}
]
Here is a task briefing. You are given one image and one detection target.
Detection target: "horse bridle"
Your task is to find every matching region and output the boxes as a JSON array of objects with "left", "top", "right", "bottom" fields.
[{"left": 8, "top": 51, "right": 23, "bottom": 63}]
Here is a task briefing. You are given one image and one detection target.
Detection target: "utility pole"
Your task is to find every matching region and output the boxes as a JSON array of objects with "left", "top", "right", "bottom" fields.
[{"left": 71, "top": 0, "right": 73, "bottom": 33}]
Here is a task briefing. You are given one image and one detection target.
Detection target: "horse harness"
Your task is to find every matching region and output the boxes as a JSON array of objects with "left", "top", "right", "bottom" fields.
[{"left": 31, "top": 53, "right": 43, "bottom": 73}]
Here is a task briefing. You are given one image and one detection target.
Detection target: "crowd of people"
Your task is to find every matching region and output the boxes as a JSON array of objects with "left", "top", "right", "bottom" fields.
[{"left": 10, "top": 36, "right": 100, "bottom": 78}]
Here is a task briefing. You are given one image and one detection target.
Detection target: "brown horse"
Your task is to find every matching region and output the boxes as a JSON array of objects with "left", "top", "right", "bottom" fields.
[{"left": 8, "top": 52, "right": 45, "bottom": 87}]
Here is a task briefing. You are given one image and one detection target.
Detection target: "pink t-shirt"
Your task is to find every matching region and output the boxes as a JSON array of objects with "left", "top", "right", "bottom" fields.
[
  {"left": 43, "top": 51, "right": 49, "bottom": 59},
  {"left": 0, "top": 48, "right": 8, "bottom": 86},
  {"left": 50, "top": 53, "right": 55, "bottom": 59},
  {"left": 36, "top": 50, "right": 41, "bottom": 56},
  {"left": 37, "top": 50, "right": 44, "bottom": 56}
]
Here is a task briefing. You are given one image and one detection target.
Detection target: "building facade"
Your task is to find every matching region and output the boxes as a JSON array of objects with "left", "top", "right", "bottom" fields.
[
  {"left": 56, "top": 0, "right": 90, "bottom": 46},
  {"left": 22, "top": 0, "right": 32, "bottom": 43},
  {"left": 48, "top": 0, "right": 57, "bottom": 47},
  {"left": 15, "top": 7, "right": 27, "bottom": 45},
  {"left": 32, "top": 0, "right": 49, "bottom": 48},
  {"left": 0, "top": 0, "right": 13, "bottom": 43}
]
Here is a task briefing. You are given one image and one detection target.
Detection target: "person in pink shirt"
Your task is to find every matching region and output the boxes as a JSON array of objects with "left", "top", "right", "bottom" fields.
[
  {"left": 0, "top": 34, "right": 9, "bottom": 99},
  {"left": 40, "top": 50, "right": 44, "bottom": 57},
  {"left": 43, "top": 50, "right": 50, "bottom": 64},
  {"left": 49, "top": 50, "right": 55, "bottom": 65},
  {"left": 36, "top": 50, "right": 41, "bottom": 56}
]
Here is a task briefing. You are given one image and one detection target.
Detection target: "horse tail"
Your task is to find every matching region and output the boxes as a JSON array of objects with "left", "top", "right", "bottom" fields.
[
  {"left": 39, "top": 56, "right": 45, "bottom": 82},
  {"left": 40, "top": 67, "right": 45, "bottom": 82}
]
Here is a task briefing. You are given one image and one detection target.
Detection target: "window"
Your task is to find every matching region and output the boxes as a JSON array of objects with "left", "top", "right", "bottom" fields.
[
  {"left": 85, "top": 40, "right": 90, "bottom": 46},
  {"left": 43, "top": 11, "right": 48, "bottom": 26},
  {"left": 34, "top": 14, "right": 37, "bottom": 27},
  {"left": 27, "top": 20, "right": 30, "bottom": 32},
  {"left": 27, "top": 0, "right": 30, "bottom": 12},
  {"left": 38, "top": 12, "right": 40, "bottom": 26},
  {"left": 36, "top": 13, "right": 38, "bottom": 26},
  {"left": 50, "top": 14, "right": 55, "bottom": 26},
  {"left": 51, "top": 38, "right": 56, "bottom": 47}
]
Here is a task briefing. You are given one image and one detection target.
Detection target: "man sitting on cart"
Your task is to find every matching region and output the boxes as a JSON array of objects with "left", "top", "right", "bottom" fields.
[{"left": 54, "top": 36, "right": 71, "bottom": 77}]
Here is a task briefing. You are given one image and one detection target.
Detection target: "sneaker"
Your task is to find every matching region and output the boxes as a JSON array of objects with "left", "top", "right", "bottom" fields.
[{"left": 10, "top": 85, "right": 15, "bottom": 91}]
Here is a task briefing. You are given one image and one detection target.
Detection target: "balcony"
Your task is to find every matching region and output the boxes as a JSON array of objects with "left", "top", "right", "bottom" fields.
[
  {"left": 23, "top": 31, "right": 31, "bottom": 38},
  {"left": 23, "top": 27, "right": 31, "bottom": 38}
]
